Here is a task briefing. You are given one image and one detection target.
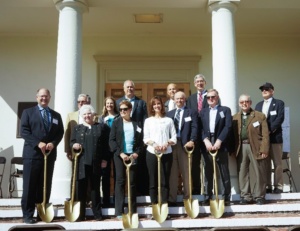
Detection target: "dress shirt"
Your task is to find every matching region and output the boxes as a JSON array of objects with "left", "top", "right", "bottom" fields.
[
  {"left": 168, "top": 99, "right": 176, "bottom": 111},
  {"left": 125, "top": 96, "right": 135, "bottom": 117},
  {"left": 262, "top": 97, "right": 273, "bottom": 117},
  {"left": 209, "top": 105, "right": 218, "bottom": 133},
  {"left": 175, "top": 107, "right": 184, "bottom": 137}
]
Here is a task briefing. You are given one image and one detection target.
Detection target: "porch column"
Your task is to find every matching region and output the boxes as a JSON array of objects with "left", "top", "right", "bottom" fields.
[
  {"left": 52, "top": 0, "right": 88, "bottom": 200},
  {"left": 209, "top": 0, "right": 240, "bottom": 195}
]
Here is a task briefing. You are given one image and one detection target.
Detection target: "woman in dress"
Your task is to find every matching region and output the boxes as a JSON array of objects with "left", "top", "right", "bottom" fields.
[
  {"left": 70, "top": 105, "right": 109, "bottom": 221},
  {"left": 143, "top": 96, "right": 177, "bottom": 206},
  {"left": 98, "top": 96, "right": 119, "bottom": 208},
  {"left": 109, "top": 100, "right": 143, "bottom": 219}
]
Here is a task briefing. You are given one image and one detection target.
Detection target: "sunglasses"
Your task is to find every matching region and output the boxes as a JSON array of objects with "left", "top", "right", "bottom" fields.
[
  {"left": 261, "top": 88, "right": 270, "bottom": 92},
  {"left": 240, "top": 100, "right": 250, "bottom": 104},
  {"left": 120, "top": 107, "right": 129, "bottom": 112},
  {"left": 77, "top": 101, "right": 87, "bottom": 104},
  {"left": 206, "top": 96, "right": 216, "bottom": 100}
]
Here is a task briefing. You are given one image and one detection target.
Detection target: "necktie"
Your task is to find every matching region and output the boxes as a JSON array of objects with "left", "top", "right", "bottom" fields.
[
  {"left": 198, "top": 93, "right": 203, "bottom": 112},
  {"left": 174, "top": 108, "right": 181, "bottom": 132},
  {"left": 43, "top": 109, "right": 49, "bottom": 131}
]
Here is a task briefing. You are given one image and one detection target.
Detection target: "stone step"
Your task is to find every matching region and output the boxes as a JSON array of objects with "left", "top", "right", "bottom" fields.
[{"left": 1, "top": 193, "right": 300, "bottom": 230}]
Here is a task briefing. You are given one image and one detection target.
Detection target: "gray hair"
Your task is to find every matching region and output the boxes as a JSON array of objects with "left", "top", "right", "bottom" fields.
[
  {"left": 174, "top": 91, "right": 186, "bottom": 99},
  {"left": 194, "top": 74, "right": 206, "bottom": 83},
  {"left": 239, "top": 94, "right": 252, "bottom": 102},
  {"left": 77, "top": 94, "right": 88, "bottom": 101},
  {"left": 123, "top": 80, "right": 135, "bottom": 87},
  {"left": 79, "top": 104, "right": 95, "bottom": 117}
]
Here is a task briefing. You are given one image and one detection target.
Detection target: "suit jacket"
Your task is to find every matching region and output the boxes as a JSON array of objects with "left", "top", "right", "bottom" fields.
[
  {"left": 186, "top": 91, "right": 209, "bottom": 112},
  {"left": 200, "top": 105, "right": 232, "bottom": 152},
  {"left": 116, "top": 96, "right": 148, "bottom": 125},
  {"left": 231, "top": 109, "right": 270, "bottom": 160},
  {"left": 166, "top": 107, "right": 198, "bottom": 147},
  {"left": 21, "top": 105, "right": 64, "bottom": 161},
  {"left": 164, "top": 99, "right": 176, "bottom": 112},
  {"left": 70, "top": 123, "right": 109, "bottom": 179},
  {"left": 109, "top": 117, "right": 143, "bottom": 157},
  {"left": 255, "top": 98, "right": 284, "bottom": 143},
  {"left": 64, "top": 111, "right": 79, "bottom": 153}
]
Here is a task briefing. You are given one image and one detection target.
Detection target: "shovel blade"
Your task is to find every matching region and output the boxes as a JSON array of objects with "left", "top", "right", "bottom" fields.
[
  {"left": 210, "top": 199, "right": 225, "bottom": 218},
  {"left": 64, "top": 201, "right": 81, "bottom": 222},
  {"left": 37, "top": 203, "right": 54, "bottom": 223},
  {"left": 152, "top": 203, "right": 168, "bottom": 223},
  {"left": 184, "top": 198, "right": 199, "bottom": 219},
  {"left": 122, "top": 213, "right": 139, "bottom": 229}
]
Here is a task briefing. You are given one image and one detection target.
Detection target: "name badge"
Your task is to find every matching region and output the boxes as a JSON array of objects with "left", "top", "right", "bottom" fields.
[
  {"left": 270, "top": 110, "right": 277, "bottom": 116},
  {"left": 185, "top": 116, "right": 192, "bottom": 122},
  {"left": 136, "top": 126, "right": 142, "bottom": 133},
  {"left": 53, "top": 118, "right": 58, "bottom": 125},
  {"left": 253, "top": 121, "right": 260, "bottom": 127},
  {"left": 219, "top": 111, "right": 225, "bottom": 118}
]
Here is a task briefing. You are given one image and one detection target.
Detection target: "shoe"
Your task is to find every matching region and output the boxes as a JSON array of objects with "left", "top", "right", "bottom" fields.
[
  {"left": 95, "top": 215, "right": 103, "bottom": 221},
  {"left": 239, "top": 198, "right": 251, "bottom": 205},
  {"left": 225, "top": 199, "right": 232, "bottom": 206},
  {"left": 168, "top": 201, "right": 177, "bottom": 207},
  {"left": 273, "top": 188, "right": 283, "bottom": 194},
  {"left": 201, "top": 198, "right": 210, "bottom": 206},
  {"left": 266, "top": 188, "right": 273, "bottom": 194},
  {"left": 24, "top": 218, "right": 37, "bottom": 224},
  {"left": 256, "top": 198, "right": 265, "bottom": 205}
]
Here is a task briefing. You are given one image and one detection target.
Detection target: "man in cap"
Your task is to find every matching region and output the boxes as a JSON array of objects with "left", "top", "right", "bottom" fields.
[{"left": 255, "top": 82, "right": 285, "bottom": 194}]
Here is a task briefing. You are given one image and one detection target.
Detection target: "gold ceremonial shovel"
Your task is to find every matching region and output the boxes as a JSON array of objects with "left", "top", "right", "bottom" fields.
[
  {"left": 37, "top": 149, "right": 54, "bottom": 223},
  {"left": 64, "top": 148, "right": 82, "bottom": 222},
  {"left": 122, "top": 156, "right": 139, "bottom": 229},
  {"left": 152, "top": 151, "right": 168, "bottom": 223},
  {"left": 183, "top": 146, "right": 199, "bottom": 219},
  {"left": 209, "top": 150, "right": 225, "bottom": 218}
]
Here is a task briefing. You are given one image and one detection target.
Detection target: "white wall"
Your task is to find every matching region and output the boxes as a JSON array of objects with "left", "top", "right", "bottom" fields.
[{"left": 0, "top": 35, "right": 299, "bottom": 198}]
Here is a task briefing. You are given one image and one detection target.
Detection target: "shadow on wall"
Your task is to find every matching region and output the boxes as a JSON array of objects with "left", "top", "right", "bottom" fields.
[{"left": 0, "top": 146, "right": 23, "bottom": 198}]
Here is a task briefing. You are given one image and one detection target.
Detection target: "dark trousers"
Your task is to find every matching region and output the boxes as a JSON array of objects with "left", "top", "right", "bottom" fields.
[
  {"left": 114, "top": 154, "right": 137, "bottom": 216},
  {"left": 136, "top": 146, "right": 149, "bottom": 195},
  {"left": 101, "top": 153, "right": 115, "bottom": 206},
  {"left": 76, "top": 165, "right": 102, "bottom": 219},
  {"left": 191, "top": 141, "right": 202, "bottom": 194},
  {"left": 146, "top": 151, "right": 173, "bottom": 204},
  {"left": 21, "top": 158, "right": 55, "bottom": 219},
  {"left": 202, "top": 150, "right": 231, "bottom": 200}
]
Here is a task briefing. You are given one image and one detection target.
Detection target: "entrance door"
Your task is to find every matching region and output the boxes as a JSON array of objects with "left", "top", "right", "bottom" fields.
[{"left": 106, "top": 82, "right": 190, "bottom": 105}]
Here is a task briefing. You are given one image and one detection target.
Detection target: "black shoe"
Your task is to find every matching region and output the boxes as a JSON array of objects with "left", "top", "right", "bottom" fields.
[
  {"left": 225, "top": 199, "right": 232, "bottom": 206},
  {"left": 168, "top": 201, "right": 177, "bottom": 207},
  {"left": 24, "top": 218, "right": 37, "bottom": 224},
  {"left": 273, "top": 188, "right": 283, "bottom": 194},
  {"left": 266, "top": 188, "right": 273, "bottom": 194},
  {"left": 256, "top": 198, "right": 265, "bottom": 205},
  {"left": 95, "top": 215, "right": 103, "bottom": 221},
  {"left": 201, "top": 198, "right": 210, "bottom": 206},
  {"left": 240, "top": 198, "right": 251, "bottom": 205}
]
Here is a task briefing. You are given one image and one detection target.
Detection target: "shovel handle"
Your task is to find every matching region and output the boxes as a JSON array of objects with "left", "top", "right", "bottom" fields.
[
  {"left": 209, "top": 150, "right": 218, "bottom": 157},
  {"left": 123, "top": 155, "right": 134, "bottom": 168},
  {"left": 42, "top": 149, "right": 51, "bottom": 157},
  {"left": 154, "top": 149, "right": 164, "bottom": 158},
  {"left": 72, "top": 147, "right": 82, "bottom": 159},
  {"left": 184, "top": 145, "right": 194, "bottom": 155}
]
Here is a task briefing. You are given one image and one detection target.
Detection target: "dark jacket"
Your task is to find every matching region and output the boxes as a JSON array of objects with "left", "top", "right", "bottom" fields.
[
  {"left": 21, "top": 105, "right": 64, "bottom": 161},
  {"left": 109, "top": 117, "right": 143, "bottom": 157},
  {"left": 70, "top": 123, "right": 109, "bottom": 179}
]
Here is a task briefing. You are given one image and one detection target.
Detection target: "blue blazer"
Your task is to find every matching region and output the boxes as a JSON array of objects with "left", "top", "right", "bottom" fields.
[
  {"left": 200, "top": 105, "right": 232, "bottom": 152},
  {"left": 21, "top": 105, "right": 64, "bottom": 161},
  {"left": 167, "top": 107, "right": 198, "bottom": 147},
  {"left": 255, "top": 98, "right": 284, "bottom": 143},
  {"left": 186, "top": 92, "right": 209, "bottom": 112},
  {"left": 116, "top": 96, "right": 148, "bottom": 125}
]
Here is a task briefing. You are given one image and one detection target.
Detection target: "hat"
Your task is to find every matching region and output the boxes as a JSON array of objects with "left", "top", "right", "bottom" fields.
[{"left": 259, "top": 82, "right": 274, "bottom": 90}]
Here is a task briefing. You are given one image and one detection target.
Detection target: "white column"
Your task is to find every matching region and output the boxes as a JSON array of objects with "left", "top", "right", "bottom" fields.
[
  {"left": 209, "top": 0, "right": 240, "bottom": 195},
  {"left": 52, "top": 0, "right": 88, "bottom": 200}
]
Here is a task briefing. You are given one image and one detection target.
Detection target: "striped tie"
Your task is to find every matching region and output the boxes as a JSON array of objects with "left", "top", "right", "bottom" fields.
[
  {"left": 174, "top": 108, "right": 181, "bottom": 132},
  {"left": 43, "top": 109, "right": 49, "bottom": 131},
  {"left": 198, "top": 93, "right": 203, "bottom": 112}
]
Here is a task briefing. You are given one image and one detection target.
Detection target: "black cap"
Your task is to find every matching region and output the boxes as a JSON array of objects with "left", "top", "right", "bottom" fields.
[{"left": 259, "top": 82, "right": 274, "bottom": 90}]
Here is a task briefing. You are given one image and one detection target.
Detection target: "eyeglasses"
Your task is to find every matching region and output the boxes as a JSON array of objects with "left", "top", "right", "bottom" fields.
[
  {"left": 207, "top": 96, "right": 216, "bottom": 100},
  {"left": 120, "top": 107, "right": 129, "bottom": 112},
  {"left": 77, "top": 101, "right": 87, "bottom": 104},
  {"left": 240, "top": 100, "right": 250, "bottom": 104},
  {"left": 261, "top": 88, "right": 270, "bottom": 92}
]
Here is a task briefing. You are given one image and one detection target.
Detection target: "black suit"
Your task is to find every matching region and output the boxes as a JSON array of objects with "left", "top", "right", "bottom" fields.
[
  {"left": 109, "top": 117, "right": 143, "bottom": 216},
  {"left": 186, "top": 91, "right": 208, "bottom": 194},
  {"left": 20, "top": 105, "right": 64, "bottom": 220},
  {"left": 200, "top": 105, "right": 232, "bottom": 200},
  {"left": 255, "top": 98, "right": 285, "bottom": 190},
  {"left": 116, "top": 96, "right": 148, "bottom": 195},
  {"left": 167, "top": 107, "right": 198, "bottom": 202}
]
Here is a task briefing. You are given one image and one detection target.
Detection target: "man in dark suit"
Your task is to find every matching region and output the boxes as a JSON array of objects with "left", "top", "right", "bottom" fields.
[
  {"left": 186, "top": 74, "right": 209, "bottom": 195},
  {"left": 116, "top": 80, "right": 148, "bottom": 195},
  {"left": 20, "top": 88, "right": 64, "bottom": 224},
  {"left": 255, "top": 82, "right": 285, "bottom": 194},
  {"left": 164, "top": 83, "right": 177, "bottom": 112},
  {"left": 167, "top": 91, "right": 198, "bottom": 205},
  {"left": 200, "top": 89, "right": 232, "bottom": 205}
]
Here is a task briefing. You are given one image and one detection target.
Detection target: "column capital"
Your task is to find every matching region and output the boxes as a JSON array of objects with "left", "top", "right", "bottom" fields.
[
  {"left": 53, "top": 0, "right": 89, "bottom": 13},
  {"left": 208, "top": 0, "right": 240, "bottom": 13}
]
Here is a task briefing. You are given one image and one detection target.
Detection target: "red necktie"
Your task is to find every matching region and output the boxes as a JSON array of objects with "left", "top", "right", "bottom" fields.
[{"left": 198, "top": 93, "right": 203, "bottom": 112}]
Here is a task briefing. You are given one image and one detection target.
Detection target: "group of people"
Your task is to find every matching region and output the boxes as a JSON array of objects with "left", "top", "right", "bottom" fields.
[{"left": 20, "top": 75, "right": 284, "bottom": 224}]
